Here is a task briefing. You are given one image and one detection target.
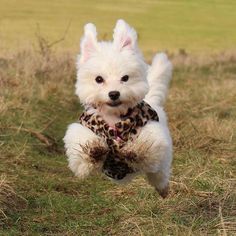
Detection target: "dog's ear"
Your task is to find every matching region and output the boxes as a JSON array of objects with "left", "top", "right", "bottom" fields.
[
  {"left": 79, "top": 23, "right": 98, "bottom": 64},
  {"left": 113, "top": 19, "right": 137, "bottom": 51}
]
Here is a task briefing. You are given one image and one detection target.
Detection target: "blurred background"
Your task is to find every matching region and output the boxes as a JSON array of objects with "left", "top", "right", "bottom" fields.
[{"left": 0, "top": 0, "right": 236, "bottom": 54}]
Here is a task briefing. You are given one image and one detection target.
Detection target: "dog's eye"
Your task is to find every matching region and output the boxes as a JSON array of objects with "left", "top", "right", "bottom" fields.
[
  {"left": 121, "top": 75, "right": 129, "bottom": 82},
  {"left": 95, "top": 76, "right": 104, "bottom": 84}
]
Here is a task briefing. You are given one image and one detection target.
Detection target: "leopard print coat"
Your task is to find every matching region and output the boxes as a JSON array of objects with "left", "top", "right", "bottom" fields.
[{"left": 79, "top": 101, "right": 159, "bottom": 180}]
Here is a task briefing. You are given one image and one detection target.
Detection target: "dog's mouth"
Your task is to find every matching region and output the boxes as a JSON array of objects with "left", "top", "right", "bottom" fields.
[{"left": 106, "top": 101, "right": 122, "bottom": 107}]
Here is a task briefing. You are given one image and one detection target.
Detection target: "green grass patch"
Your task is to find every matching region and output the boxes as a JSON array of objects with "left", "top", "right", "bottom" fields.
[{"left": 1, "top": 48, "right": 236, "bottom": 234}]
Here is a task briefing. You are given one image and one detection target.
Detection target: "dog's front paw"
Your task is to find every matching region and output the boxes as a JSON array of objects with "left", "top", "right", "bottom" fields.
[
  {"left": 89, "top": 145, "right": 108, "bottom": 162},
  {"left": 119, "top": 140, "right": 149, "bottom": 164},
  {"left": 81, "top": 139, "right": 108, "bottom": 163},
  {"left": 119, "top": 149, "right": 138, "bottom": 163}
]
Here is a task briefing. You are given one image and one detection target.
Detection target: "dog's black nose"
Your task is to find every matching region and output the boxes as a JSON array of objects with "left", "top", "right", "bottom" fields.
[{"left": 108, "top": 91, "right": 120, "bottom": 100}]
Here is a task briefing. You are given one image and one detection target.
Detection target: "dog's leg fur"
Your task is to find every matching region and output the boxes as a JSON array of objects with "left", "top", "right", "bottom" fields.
[
  {"left": 146, "top": 172, "right": 170, "bottom": 198},
  {"left": 63, "top": 123, "right": 108, "bottom": 178},
  {"left": 119, "top": 118, "right": 172, "bottom": 197}
]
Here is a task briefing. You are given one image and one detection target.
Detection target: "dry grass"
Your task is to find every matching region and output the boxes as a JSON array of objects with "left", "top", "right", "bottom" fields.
[
  {"left": 0, "top": 47, "right": 236, "bottom": 235},
  {"left": 0, "top": 175, "right": 24, "bottom": 225},
  {"left": 0, "top": 175, "right": 14, "bottom": 222}
]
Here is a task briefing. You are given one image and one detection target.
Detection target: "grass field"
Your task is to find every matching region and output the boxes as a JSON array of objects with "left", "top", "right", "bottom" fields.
[
  {"left": 1, "top": 48, "right": 236, "bottom": 235},
  {"left": 0, "top": 1, "right": 236, "bottom": 235}
]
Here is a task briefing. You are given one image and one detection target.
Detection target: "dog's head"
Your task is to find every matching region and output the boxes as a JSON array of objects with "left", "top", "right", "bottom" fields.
[{"left": 76, "top": 19, "right": 148, "bottom": 115}]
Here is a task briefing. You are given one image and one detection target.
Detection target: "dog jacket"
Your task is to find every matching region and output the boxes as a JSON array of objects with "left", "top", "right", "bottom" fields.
[{"left": 79, "top": 100, "right": 159, "bottom": 180}]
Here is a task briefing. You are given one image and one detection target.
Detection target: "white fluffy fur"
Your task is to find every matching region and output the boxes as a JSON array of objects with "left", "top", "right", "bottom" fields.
[{"left": 64, "top": 19, "right": 173, "bottom": 194}]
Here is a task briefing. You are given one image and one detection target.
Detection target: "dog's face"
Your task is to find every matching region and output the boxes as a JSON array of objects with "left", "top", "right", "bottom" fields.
[{"left": 76, "top": 20, "right": 148, "bottom": 115}]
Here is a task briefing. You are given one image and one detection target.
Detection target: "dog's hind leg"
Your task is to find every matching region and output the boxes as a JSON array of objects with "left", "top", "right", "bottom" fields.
[{"left": 146, "top": 170, "right": 170, "bottom": 198}]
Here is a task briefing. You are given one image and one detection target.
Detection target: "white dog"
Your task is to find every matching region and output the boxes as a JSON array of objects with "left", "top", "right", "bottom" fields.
[{"left": 63, "top": 19, "right": 173, "bottom": 197}]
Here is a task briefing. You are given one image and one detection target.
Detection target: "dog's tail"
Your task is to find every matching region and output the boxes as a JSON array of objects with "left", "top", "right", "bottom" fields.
[{"left": 145, "top": 53, "right": 173, "bottom": 107}]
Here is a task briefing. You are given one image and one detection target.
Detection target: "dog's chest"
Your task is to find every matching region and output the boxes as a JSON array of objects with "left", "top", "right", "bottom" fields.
[{"left": 79, "top": 101, "right": 159, "bottom": 180}]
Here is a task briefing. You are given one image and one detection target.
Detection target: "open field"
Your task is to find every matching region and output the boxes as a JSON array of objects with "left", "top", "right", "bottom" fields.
[
  {"left": 0, "top": 47, "right": 236, "bottom": 235},
  {"left": 1, "top": 0, "right": 236, "bottom": 235},
  {"left": 0, "top": 0, "right": 236, "bottom": 53}
]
